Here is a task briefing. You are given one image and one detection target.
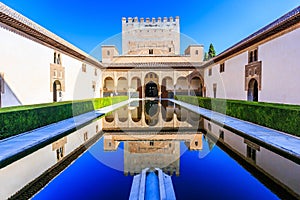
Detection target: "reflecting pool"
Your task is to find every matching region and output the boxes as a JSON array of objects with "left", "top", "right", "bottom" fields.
[{"left": 1, "top": 100, "right": 299, "bottom": 199}]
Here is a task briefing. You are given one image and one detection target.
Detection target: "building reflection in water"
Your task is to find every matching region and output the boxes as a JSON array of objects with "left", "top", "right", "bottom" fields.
[
  {"left": 103, "top": 133, "right": 203, "bottom": 176},
  {"left": 103, "top": 100, "right": 203, "bottom": 131},
  {"left": 102, "top": 100, "right": 204, "bottom": 176}
]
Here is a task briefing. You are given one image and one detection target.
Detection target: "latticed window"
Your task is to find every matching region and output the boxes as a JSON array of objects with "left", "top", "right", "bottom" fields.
[{"left": 248, "top": 48, "right": 258, "bottom": 63}]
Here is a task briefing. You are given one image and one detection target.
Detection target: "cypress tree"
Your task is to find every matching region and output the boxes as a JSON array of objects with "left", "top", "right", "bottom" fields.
[{"left": 208, "top": 43, "right": 216, "bottom": 59}]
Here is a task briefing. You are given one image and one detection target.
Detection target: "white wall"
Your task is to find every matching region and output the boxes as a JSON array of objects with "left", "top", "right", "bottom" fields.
[
  {"left": 259, "top": 28, "right": 300, "bottom": 104},
  {"left": 204, "top": 27, "right": 300, "bottom": 104},
  {"left": 204, "top": 52, "right": 248, "bottom": 100},
  {"left": 0, "top": 25, "right": 102, "bottom": 107},
  {"left": 0, "top": 26, "right": 52, "bottom": 106}
]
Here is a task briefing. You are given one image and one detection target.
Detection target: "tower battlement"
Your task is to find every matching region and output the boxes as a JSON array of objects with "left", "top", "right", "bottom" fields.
[
  {"left": 122, "top": 16, "right": 179, "bottom": 24},
  {"left": 122, "top": 16, "right": 180, "bottom": 55}
]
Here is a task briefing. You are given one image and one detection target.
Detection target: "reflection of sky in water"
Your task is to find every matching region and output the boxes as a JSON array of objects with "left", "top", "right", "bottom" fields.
[
  {"left": 174, "top": 139, "right": 278, "bottom": 200},
  {"left": 33, "top": 140, "right": 133, "bottom": 200},
  {"left": 34, "top": 134, "right": 278, "bottom": 200}
]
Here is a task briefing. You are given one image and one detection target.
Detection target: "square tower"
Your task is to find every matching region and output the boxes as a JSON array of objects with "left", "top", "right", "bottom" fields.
[{"left": 122, "top": 16, "right": 180, "bottom": 55}]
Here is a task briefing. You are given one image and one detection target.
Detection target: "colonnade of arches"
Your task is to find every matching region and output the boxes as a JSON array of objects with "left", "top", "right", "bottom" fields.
[{"left": 103, "top": 72, "right": 204, "bottom": 98}]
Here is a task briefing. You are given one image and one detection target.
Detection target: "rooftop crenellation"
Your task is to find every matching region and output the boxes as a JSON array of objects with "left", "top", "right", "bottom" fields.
[{"left": 122, "top": 16, "right": 179, "bottom": 23}]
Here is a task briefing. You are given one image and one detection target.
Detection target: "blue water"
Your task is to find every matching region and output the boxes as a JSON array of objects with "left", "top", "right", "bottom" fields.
[
  {"left": 33, "top": 135, "right": 278, "bottom": 200},
  {"left": 172, "top": 139, "right": 278, "bottom": 200},
  {"left": 33, "top": 142, "right": 133, "bottom": 200}
]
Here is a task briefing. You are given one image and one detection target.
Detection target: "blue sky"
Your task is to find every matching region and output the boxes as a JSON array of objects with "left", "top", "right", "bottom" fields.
[{"left": 2, "top": 0, "right": 299, "bottom": 55}]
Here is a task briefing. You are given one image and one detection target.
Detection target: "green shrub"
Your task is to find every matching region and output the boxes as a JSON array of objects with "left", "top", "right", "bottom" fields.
[
  {"left": 175, "top": 95, "right": 300, "bottom": 136},
  {"left": 0, "top": 96, "right": 128, "bottom": 140}
]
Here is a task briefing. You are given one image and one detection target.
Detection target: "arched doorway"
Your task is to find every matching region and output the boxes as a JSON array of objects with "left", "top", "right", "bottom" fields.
[
  {"left": 144, "top": 72, "right": 159, "bottom": 98},
  {"left": 131, "top": 101, "right": 142, "bottom": 122},
  {"left": 176, "top": 77, "right": 188, "bottom": 95},
  {"left": 118, "top": 106, "right": 128, "bottom": 122},
  {"left": 144, "top": 100, "right": 159, "bottom": 126},
  {"left": 161, "top": 77, "right": 173, "bottom": 98},
  {"left": 53, "top": 80, "right": 61, "bottom": 102},
  {"left": 248, "top": 79, "right": 258, "bottom": 101},
  {"left": 117, "top": 77, "right": 128, "bottom": 96},
  {"left": 103, "top": 77, "right": 114, "bottom": 97},
  {"left": 131, "top": 77, "right": 142, "bottom": 98},
  {"left": 145, "top": 81, "right": 158, "bottom": 97},
  {"left": 190, "top": 77, "right": 203, "bottom": 96}
]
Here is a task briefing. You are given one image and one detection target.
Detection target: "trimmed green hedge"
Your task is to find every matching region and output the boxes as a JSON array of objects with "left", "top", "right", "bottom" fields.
[
  {"left": 0, "top": 96, "right": 128, "bottom": 140},
  {"left": 175, "top": 95, "right": 300, "bottom": 136}
]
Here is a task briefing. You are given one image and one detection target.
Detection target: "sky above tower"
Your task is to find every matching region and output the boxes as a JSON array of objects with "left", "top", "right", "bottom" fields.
[{"left": 1, "top": 0, "right": 299, "bottom": 56}]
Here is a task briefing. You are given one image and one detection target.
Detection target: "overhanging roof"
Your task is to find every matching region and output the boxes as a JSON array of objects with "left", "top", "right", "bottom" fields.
[
  {"left": 0, "top": 3, "right": 103, "bottom": 68},
  {"left": 203, "top": 6, "right": 300, "bottom": 67}
]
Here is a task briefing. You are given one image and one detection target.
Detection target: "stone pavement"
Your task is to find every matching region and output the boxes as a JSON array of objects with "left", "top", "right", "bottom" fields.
[
  {"left": 170, "top": 99, "right": 300, "bottom": 161},
  {"left": 0, "top": 99, "right": 131, "bottom": 168}
]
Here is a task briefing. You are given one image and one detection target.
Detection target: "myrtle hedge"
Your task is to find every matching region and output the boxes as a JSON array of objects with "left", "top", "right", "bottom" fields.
[
  {"left": 175, "top": 95, "right": 300, "bottom": 136},
  {"left": 0, "top": 96, "right": 128, "bottom": 140}
]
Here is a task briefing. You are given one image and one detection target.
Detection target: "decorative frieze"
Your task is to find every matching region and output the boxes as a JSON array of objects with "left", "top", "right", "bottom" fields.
[
  {"left": 50, "top": 64, "right": 65, "bottom": 92},
  {"left": 245, "top": 61, "right": 262, "bottom": 90}
]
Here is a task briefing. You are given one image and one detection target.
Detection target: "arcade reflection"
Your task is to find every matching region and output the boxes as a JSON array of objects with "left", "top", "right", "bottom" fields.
[
  {"left": 103, "top": 100, "right": 204, "bottom": 176},
  {"left": 104, "top": 100, "right": 203, "bottom": 131}
]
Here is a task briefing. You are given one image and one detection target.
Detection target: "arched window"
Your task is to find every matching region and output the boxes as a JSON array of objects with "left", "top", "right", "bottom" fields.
[{"left": 57, "top": 53, "right": 61, "bottom": 65}]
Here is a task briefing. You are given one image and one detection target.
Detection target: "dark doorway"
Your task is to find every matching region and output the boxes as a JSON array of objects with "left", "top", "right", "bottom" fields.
[
  {"left": 53, "top": 80, "right": 61, "bottom": 102},
  {"left": 248, "top": 79, "right": 258, "bottom": 101},
  {"left": 145, "top": 81, "right": 158, "bottom": 97},
  {"left": 144, "top": 100, "right": 159, "bottom": 126}
]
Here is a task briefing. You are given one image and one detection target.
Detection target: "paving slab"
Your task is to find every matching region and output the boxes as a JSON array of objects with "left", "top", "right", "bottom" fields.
[{"left": 170, "top": 99, "right": 300, "bottom": 160}]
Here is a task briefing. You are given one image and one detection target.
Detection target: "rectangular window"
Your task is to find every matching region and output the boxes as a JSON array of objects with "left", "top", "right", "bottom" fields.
[
  {"left": 149, "top": 49, "right": 153, "bottom": 54},
  {"left": 169, "top": 48, "right": 171, "bottom": 52},
  {"left": 208, "top": 68, "right": 212, "bottom": 76},
  {"left": 219, "top": 130, "right": 224, "bottom": 140},
  {"left": 150, "top": 141, "right": 154, "bottom": 146},
  {"left": 247, "top": 145, "right": 256, "bottom": 162},
  {"left": 54, "top": 52, "right": 57, "bottom": 64},
  {"left": 213, "top": 83, "right": 217, "bottom": 98},
  {"left": 82, "top": 63, "right": 86, "bottom": 72},
  {"left": 57, "top": 54, "right": 61, "bottom": 65},
  {"left": 220, "top": 63, "right": 225, "bottom": 73},
  {"left": 254, "top": 49, "right": 258, "bottom": 61},
  {"left": 94, "top": 68, "right": 97, "bottom": 76},
  {"left": 208, "top": 123, "right": 211, "bottom": 131}
]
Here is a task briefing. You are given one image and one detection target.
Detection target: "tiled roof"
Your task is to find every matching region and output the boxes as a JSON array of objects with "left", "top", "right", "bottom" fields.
[
  {"left": 0, "top": 3, "right": 103, "bottom": 68},
  {"left": 103, "top": 55, "right": 203, "bottom": 69}
]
